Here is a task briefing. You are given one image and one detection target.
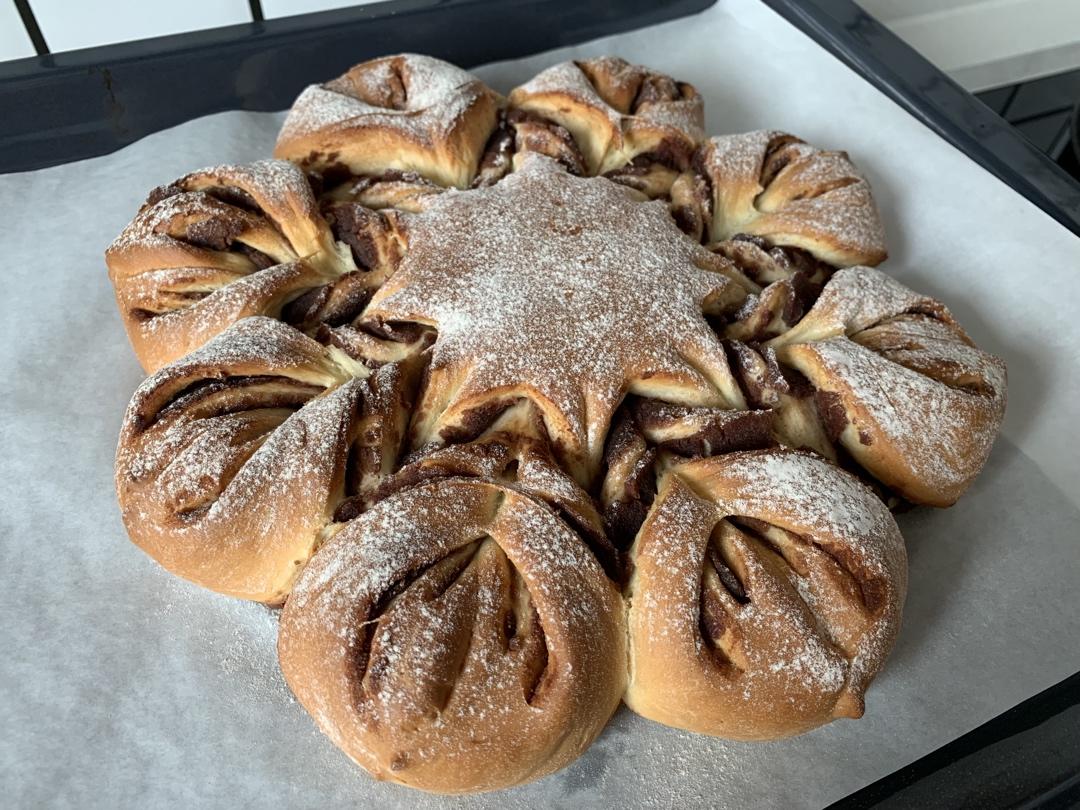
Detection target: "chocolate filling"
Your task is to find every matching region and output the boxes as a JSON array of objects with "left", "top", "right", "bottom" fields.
[
  {"left": 203, "top": 185, "right": 261, "bottom": 213},
  {"left": 438, "top": 399, "right": 518, "bottom": 444},
  {"left": 323, "top": 202, "right": 389, "bottom": 271},
  {"left": 145, "top": 183, "right": 184, "bottom": 207},
  {"left": 759, "top": 134, "right": 803, "bottom": 187},
  {"left": 507, "top": 109, "right": 588, "bottom": 176},
  {"left": 723, "top": 341, "right": 787, "bottom": 409},
  {"left": 814, "top": 390, "right": 849, "bottom": 443},
  {"left": 671, "top": 204, "right": 698, "bottom": 236},
  {"left": 633, "top": 399, "right": 774, "bottom": 458},
  {"left": 600, "top": 413, "right": 658, "bottom": 551},
  {"left": 282, "top": 273, "right": 373, "bottom": 331},
  {"left": 706, "top": 540, "right": 749, "bottom": 604},
  {"left": 358, "top": 319, "right": 432, "bottom": 346},
  {"left": 184, "top": 216, "right": 246, "bottom": 252},
  {"left": 472, "top": 122, "right": 514, "bottom": 188},
  {"left": 777, "top": 364, "right": 816, "bottom": 399},
  {"left": 607, "top": 142, "right": 688, "bottom": 175},
  {"left": 136, "top": 375, "right": 322, "bottom": 434},
  {"left": 632, "top": 74, "right": 682, "bottom": 108}
]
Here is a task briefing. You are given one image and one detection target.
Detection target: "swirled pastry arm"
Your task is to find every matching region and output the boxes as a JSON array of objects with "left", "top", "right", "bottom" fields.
[
  {"left": 765, "top": 266, "right": 1007, "bottom": 505},
  {"left": 278, "top": 478, "right": 626, "bottom": 793},
  {"left": 508, "top": 57, "right": 704, "bottom": 195},
  {"left": 274, "top": 54, "right": 502, "bottom": 190},
  {"left": 106, "top": 160, "right": 406, "bottom": 370},
  {"left": 115, "top": 317, "right": 416, "bottom": 603},
  {"left": 672, "top": 131, "right": 887, "bottom": 267},
  {"left": 625, "top": 450, "right": 906, "bottom": 739}
]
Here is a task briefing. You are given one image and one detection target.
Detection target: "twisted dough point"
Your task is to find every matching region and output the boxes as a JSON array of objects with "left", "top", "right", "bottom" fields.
[
  {"left": 508, "top": 56, "right": 704, "bottom": 181},
  {"left": 672, "top": 131, "right": 887, "bottom": 267},
  {"left": 115, "top": 317, "right": 414, "bottom": 604},
  {"left": 106, "top": 159, "right": 405, "bottom": 372},
  {"left": 278, "top": 478, "right": 626, "bottom": 793},
  {"left": 275, "top": 54, "right": 502, "bottom": 189},
  {"left": 625, "top": 449, "right": 906, "bottom": 739},
  {"left": 767, "top": 267, "right": 1007, "bottom": 505}
]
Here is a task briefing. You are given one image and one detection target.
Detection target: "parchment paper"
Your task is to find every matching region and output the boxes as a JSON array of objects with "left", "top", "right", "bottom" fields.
[{"left": 2, "top": 1, "right": 1079, "bottom": 807}]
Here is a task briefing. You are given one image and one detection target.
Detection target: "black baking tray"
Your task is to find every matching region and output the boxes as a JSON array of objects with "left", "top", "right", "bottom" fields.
[{"left": 1, "top": 0, "right": 1077, "bottom": 805}]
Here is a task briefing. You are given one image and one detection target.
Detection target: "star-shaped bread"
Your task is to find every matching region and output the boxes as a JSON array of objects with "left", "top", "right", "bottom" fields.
[{"left": 363, "top": 155, "right": 752, "bottom": 481}]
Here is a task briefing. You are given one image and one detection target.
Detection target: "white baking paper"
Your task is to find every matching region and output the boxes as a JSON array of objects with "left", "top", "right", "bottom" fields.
[{"left": 2, "top": 0, "right": 1079, "bottom": 807}]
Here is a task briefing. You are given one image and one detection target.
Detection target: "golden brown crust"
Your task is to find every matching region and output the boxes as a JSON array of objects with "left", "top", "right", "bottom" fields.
[
  {"left": 625, "top": 449, "right": 906, "bottom": 739},
  {"left": 114, "top": 317, "right": 416, "bottom": 604},
  {"left": 105, "top": 160, "right": 406, "bottom": 372},
  {"left": 686, "top": 131, "right": 888, "bottom": 267},
  {"left": 381, "top": 432, "right": 620, "bottom": 577},
  {"left": 364, "top": 155, "right": 750, "bottom": 484},
  {"left": 274, "top": 54, "right": 502, "bottom": 190},
  {"left": 277, "top": 478, "right": 626, "bottom": 793},
  {"left": 507, "top": 56, "right": 704, "bottom": 187},
  {"left": 766, "top": 267, "right": 1007, "bottom": 505}
]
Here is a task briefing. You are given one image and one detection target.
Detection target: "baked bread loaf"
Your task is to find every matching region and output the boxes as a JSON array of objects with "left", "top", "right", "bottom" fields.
[{"left": 108, "top": 53, "right": 1007, "bottom": 793}]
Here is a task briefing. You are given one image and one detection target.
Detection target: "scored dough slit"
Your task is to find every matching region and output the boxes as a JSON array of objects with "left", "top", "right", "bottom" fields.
[
  {"left": 850, "top": 315, "right": 1000, "bottom": 398},
  {"left": 425, "top": 539, "right": 495, "bottom": 714},
  {"left": 152, "top": 377, "right": 323, "bottom": 433},
  {"left": 359, "top": 542, "right": 481, "bottom": 708},
  {"left": 708, "top": 523, "right": 752, "bottom": 605},
  {"left": 164, "top": 419, "right": 281, "bottom": 520},
  {"left": 757, "top": 134, "right": 803, "bottom": 187},
  {"left": 791, "top": 175, "right": 860, "bottom": 202},
  {"left": 729, "top": 515, "right": 881, "bottom": 652},
  {"left": 505, "top": 564, "right": 551, "bottom": 705},
  {"left": 698, "top": 566, "right": 744, "bottom": 675}
]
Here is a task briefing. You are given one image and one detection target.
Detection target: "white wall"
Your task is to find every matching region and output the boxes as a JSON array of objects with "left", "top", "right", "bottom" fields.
[
  {"left": 856, "top": 0, "right": 1080, "bottom": 90},
  {"left": 2, "top": 0, "right": 1079, "bottom": 92},
  {"left": 1, "top": 2, "right": 35, "bottom": 60},
  {"left": 28, "top": 0, "right": 250, "bottom": 53},
  {"left": 0, "top": 0, "right": 388, "bottom": 61}
]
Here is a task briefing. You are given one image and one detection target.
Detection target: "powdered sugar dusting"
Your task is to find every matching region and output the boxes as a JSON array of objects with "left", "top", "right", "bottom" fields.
[
  {"left": 515, "top": 61, "right": 617, "bottom": 119},
  {"left": 366, "top": 154, "right": 745, "bottom": 476},
  {"left": 774, "top": 265, "right": 935, "bottom": 342},
  {"left": 115, "top": 318, "right": 379, "bottom": 599},
  {"left": 629, "top": 452, "right": 905, "bottom": 732},
  {"left": 107, "top": 159, "right": 330, "bottom": 260},
  {"left": 702, "top": 451, "right": 902, "bottom": 575},
  {"left": 510, "top": 58, "right": 704, "bottom": 170},
  {"left": 103, "top": 50, "right": 1012, "bottom": 795},
  {"left": 123, "top": 318, "right": 343, "bottom": 428},
  {"left": 281, "top": 479, "right": 623, "bottom": 790},
  {"left": 278, "top": 55, "right": 484, "bottom": 147},
  {"left": 768, "top": 266, "right": 1007, "bottom": 499},
  {"left": 804, "top": 337, "right": 1003, "bottom": 490},
  {"left": 695, "top": 451, "right": 906, "bottom": 692},
  {"left": 701, "top": 131, "right": 886, "bottom": 264}
]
